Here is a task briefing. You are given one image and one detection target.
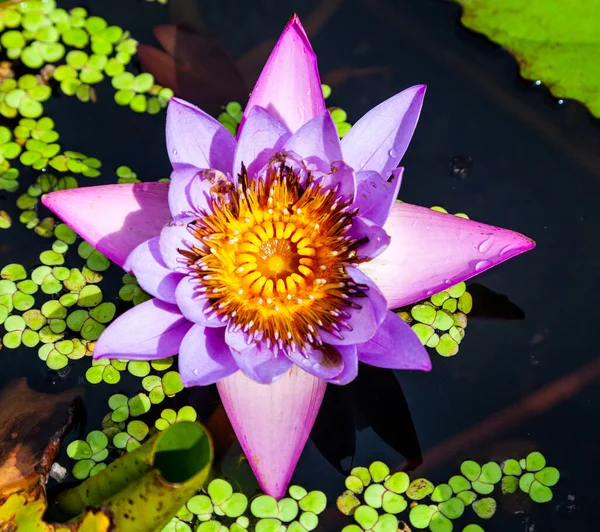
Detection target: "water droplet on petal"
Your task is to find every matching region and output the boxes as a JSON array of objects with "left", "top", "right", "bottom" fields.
[
  {"left": 500, "top": 244, "right": 521, "bottom": 256},
  {"left": 478, "top": 237, "right": 494, "bottom": 254},
  {"left": 193, "top": 369, "right": 199, "bottom": 375},
  {"left": 388, "top": 148, "right": 398, "bottom": 158},
  {"left": 474, "top": 260, "right": 491, "bottom": 272},
  {"left": 426, "top": 290, "right": 434, "bottom": 296},
  {"left": 172, "top": 149, "right": 178, "bottom": 156}
]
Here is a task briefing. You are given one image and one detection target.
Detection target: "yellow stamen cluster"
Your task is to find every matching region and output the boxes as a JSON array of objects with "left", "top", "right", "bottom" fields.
[{"left": 180, "top": 164, "right": 367, "bottom": 353}]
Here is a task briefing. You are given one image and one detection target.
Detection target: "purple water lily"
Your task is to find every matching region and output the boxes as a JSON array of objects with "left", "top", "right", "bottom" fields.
[{"left": 42, "top": 15, "right": 535, "bottom": 497}]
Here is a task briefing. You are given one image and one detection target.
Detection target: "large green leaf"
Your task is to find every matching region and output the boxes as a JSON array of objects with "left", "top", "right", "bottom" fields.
[
  {"left": 56, "top": 421, "right": 213, "bottom": 531},
  {"left": 456, "top": 0, "right": 600, "bottom": 117}
]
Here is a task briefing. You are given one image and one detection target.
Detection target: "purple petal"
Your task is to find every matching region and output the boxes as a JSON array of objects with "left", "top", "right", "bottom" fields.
[
  {"left": 241, "top": 15, "right": 325, "bottom": 133},
  {"left": 159, "top": 217, "right": 194, "bottom": 270},
  {"left": 169, "top": 164, "right": 215, "bottom": 219},
  {"left": 357, "top": 311, "right": 431, "bottom": 371},
  {"left": 318, "top": 160, "right": 355, "bottom": 201},
  {"left": 361, "top": 202, "right": 536, "bottom": 309},
  {"left": 318, "top": 276, "right": 379, "bottom": 346},
  {"left": 179, "top": 324, "right": 237, "bottom": 386},
  {"left": 42, "top": 183, "right": 170, "bottom": 268},
  {"left": 347, "top": 216, "right": 391, "bottom": 260},
  {"left": 124, "top": 237, "right": 183, "bottom": 304},
  {"left": 175, "top": 277, "right": 223, "bottom": 327},
  {"left": 341, "top": 85, "right": 426, "bottom": 177},
  {"left": 326, "top": 345, "right": 358, "bottom": 385},
  {"left": 94, "top": 298, "right": 192, "bottom": 360},
  {"left": 226, "top": 330, "right": 292, "bottom": 384},
  {"left": 354, "top": 168, "right": 403, "bottom": 226},
  {"left": 286, "top": 344, "right": 344, "bottom": 380},
  {"left": 217, "top": 366, "right": 327, "bottom": 498},
  {"left": 282, "top": 110, "right": 342, "bottom": 170},
  {"left": 233, "top": 106, "right": 290, "bottom": 179},
  {"left": 346, "top": 266, "right": 387, "bottom": 325},
  {"left": 166, "top": 97, "right": 236, "bottom": 172}
]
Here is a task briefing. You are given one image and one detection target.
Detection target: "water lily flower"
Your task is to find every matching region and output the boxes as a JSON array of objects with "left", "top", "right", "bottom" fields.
[{"left": 42, "top": 16, "right": 534, "bottom": 498}]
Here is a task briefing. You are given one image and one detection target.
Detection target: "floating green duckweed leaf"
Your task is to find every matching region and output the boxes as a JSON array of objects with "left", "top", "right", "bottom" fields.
[
  {"left": 382, "top": 491, "right": 407, "bottom": 515},
  {"left": 525, "top": 451, "right": 546, "bottom": 472},
  {"left": 462, "top": 525, "right": 484, "bottom": 532},
  {"left": 345, "top": 475, "right": 364, "bottom": 494},
  {"left": 460, "top": 461, "right": 481, "bottom": 482},
  {"left": 368, "top": 461, "right": 390, "bottom": 483},
  {"left": 409, "top": 504, "right": 436, "bottom": 529},
  {"left": 254, "top": 519, "right": 281, "bottom": 532},
  {"left": 351, "top": 466, "right": 372, "bottom": 487},
  {"left": 363, "top": 483, "right": 385, "bottom": 508},
  {"left": 431, "top": 484, "right": 453, "bottom": 503},
  {"left": 1, "top": 263, "right": 26, "bottom": 281},
  {"left": 251, "top": 495, "right": 278, "bottom": 518},
  {"left": 289, "top": 485, "right": 308, "bottom": 500},
  {"left": 354, "top": 505, "right": 378, "bottom": 529},
  {"left": 406, "top": 478, "right": 434, "bottom": 500},
  {"left": 187, "top": 494, "right": 213, "bottom": 521},
  {"left": 86, "top": 359, "right": 121, "bottom": 384},
  {"left": 336, "top": 490, "right": 361, "bottom": 516},
  {"left": 78, "top": 284, "right": 102, "bottom": 306},
  {"left": 298, "top": 491, "right": 327, "bottom": 514},
  {"left": 456, "top": 490, "right": 477, "bottom": 506},
  {"left": 501, "top": 475, "right": 519, "bottom": 494},
  {"left": 113, "top": 419, "right": 149, "bottom": 452},
  {"left": 472, "top": 497, "right": 496, "bottom": 519},
  {"left": 162, "top": 370, "right": 184, "bottom": 395},
  {"left": 439, "top": 497, "right": 465, "bottom": 520},
  {"left": 383, "top": 471, "right": 409, "bottom": 494},
  {"left": 448, "top": 475, "right": 471, "bottom": 494}
]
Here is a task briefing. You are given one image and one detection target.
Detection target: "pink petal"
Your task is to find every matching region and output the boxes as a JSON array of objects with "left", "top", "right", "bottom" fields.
[
  {"left": 326, "top": 345, "right": 358, "bottom": 385},
  {"left": 175, "top": 277, "right": 223, "bottom": 327},
  {"left": 346, "top": 266, "right": 387, "bottom": 325},
  {"left": 233, "top": 106, "right": 290, "bottom": 178},
  {"left": 159, "top": 217, "right": 194, "bottom": 270},
  {"left": 282, "top": 110, "right": 342, "bottom": 169},
  {"left": 178, "top": 324, "right": 237, "bottom": 386},
  {"left": 341, "top": 85, "right": 426, "bottom": 177},
  {"left": 169, "top": 165, "right": 213, "bottom": 219},
  {"left": 242, "top": 15, "right": 325, "bottom": 133},
  {"left": 124, "top": 237, "right": 183, "bottom": 304},
  {"left": 286, "top": 344, "right": 344, "bottom": 380},
  {"left": 166, "top": 97, "right": 236, "bottom": 172},
  {"left": 226, "top": 330, "right": 293, "bottom": 384},
  {"left": 217, "top": 366, "right": 327, "bottom": 498},
  {"left": 347, "top": 216, "right": 391, "bottom": 260},
  {"left": 354, "top": 168, "right": 403, "bottom": 226},
  {"left": 94, "top": 298, "right": 191, "bottom": 360},
  {"left": 42, "top": 183, "right": 171, "bottom": 268},
  {"left": 361, "top": 202, "right": 536, "bottom": 309},
  {"left": 356, "top": 311, "right": 431, "bottom": 371}
]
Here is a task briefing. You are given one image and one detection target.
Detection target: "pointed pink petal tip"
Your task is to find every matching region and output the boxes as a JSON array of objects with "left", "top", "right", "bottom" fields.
[
  {"left": 362, "top": 202, "right": 535, "bottom": 309},
  {"left": 242, "top": 14, "right": 325, "bottom": 134},
  {"left": 42, "top": 183, "right": 171, "bottom": 268},
  {"left": 217, "top": 367, "right": 326, "bottom": 499}
]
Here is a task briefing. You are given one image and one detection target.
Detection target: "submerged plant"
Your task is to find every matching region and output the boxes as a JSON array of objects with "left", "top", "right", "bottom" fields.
[{"left": 41, "top": 15, "right": 535, "bottom": 497}]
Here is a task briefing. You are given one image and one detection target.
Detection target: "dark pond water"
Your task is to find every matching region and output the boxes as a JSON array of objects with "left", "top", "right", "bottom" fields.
[{"left": 1, "top": 0, "right": 599, "bottom": 530}]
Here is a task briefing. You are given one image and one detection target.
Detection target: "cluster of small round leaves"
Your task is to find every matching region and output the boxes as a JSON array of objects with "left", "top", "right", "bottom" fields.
[
  {"left": 112, "top": 71, "right": 173, "bottom": 114},
  {"left": 85, "top": 359, "right": 123, "bottom": 384},
  {"left": 118, "top": 272, "right": 151, "bottom": 305},
  {"left": 330, "top": 107, "right": 351, "bottom": 138},
  {"left": 518, "top": 452, "right": 560, "bottom": 503},
  {"left": 108, "top": 392, "right": 152, "bottom": 422},
  {"left": 0, "top": 74, "right": 51, "bottom": 119},
  {"left": 155, "top": 405, "right": 197, "bottom": 430},
  {"left": 337, "top": 456, "right": 559, "bottom": 532},
  {"left": 217, "top": 102, "right": 243, "bottom": 136},
  {"left": 142, "top": 370, "right": 184, "bottom": 402},
  {"left": 113, "top": 419, "right": 150, "bottom": 452},
  {"left": 0, "top": 160, "right": 19, "bottom": 192},
  {"left": 66, "top": 430, "right": 109, "bottom": 479}
]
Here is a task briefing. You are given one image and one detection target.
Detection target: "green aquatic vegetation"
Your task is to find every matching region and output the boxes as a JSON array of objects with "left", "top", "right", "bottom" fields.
[
  {"left": 330, "top": 107, "right": 351, "bottom": 138},
  {"left": 218, "top": 102, "right": 244, "bottom": 136},
  {"left": 49, "top": 150, "right": 101, "bottom": 176},
  {"left": 85, "top": 358, "right": 123, "bottom": 384},
  {"left": 38, "top": 338, "right": 91, "bottom": 369},
  {"left": 112, "top": 71, "right": 171, "bottom": 114},
  {"left": 142, "top": 370, "right": 185, "bottom": 403},
  {"left": 337, "top": 456, "right": 559, "bottom": 531},
  {"left": 115, "top": 164, "right": 139, "bottom": 183},
  {"left": 66, "top": 430, "right": 109, "bottom": 479},
  {"left": 0, "top": 74, "right": 51, "bottom": 119},
  {"left": 113, "top": 419, "right": 150, "bottom": 452},
  {"left": 108, "top": 392, "right": 152, "bottom": 422},
  {"left": 77, "top": 240, "right": 110, "bottom": 271},
  {"left": 155, "top": 406, "right": 198, "bottom": 430},
  {"left": 0, "top": 161, "right": 19, "bottom": 192}
]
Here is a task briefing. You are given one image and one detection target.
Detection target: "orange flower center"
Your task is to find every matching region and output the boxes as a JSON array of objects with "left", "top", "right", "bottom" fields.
[{"left": 180, "top": 164, "right": 367, "bottom": 352}]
